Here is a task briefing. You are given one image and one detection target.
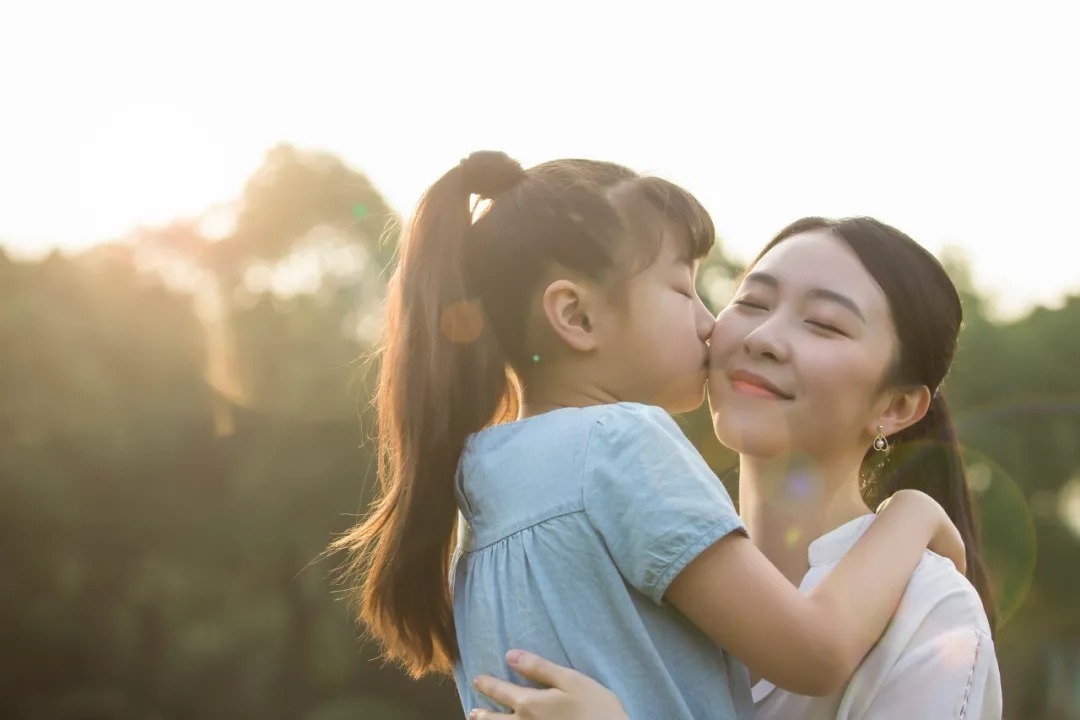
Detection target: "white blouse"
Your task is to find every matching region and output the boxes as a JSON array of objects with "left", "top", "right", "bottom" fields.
[{"left": 753, "top": 515, "right": 1002, "bottom": 720}]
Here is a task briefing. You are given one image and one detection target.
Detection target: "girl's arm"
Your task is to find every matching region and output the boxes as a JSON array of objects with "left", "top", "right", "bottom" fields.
[
  {"left": 579, "top": 408, "right": 964, "bottom": 699},
  {"left": 472, "top": 488, "right": 965, "bottom": 716},
  {"left": 667, "top": 488, "right": 964, "bottom": 696}
]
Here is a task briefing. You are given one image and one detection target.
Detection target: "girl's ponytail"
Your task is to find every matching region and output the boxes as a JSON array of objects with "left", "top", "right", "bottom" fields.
[{"left": 334, "top": 153, "right": 524, "bottom": 677}]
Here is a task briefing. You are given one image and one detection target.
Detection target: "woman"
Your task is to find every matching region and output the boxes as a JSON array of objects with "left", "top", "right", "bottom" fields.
[{"left": 468, "top": 217, "right": 1002, "bottom": 719}]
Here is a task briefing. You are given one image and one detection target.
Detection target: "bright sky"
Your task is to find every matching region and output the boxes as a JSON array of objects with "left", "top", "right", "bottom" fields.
[{"left": 1, "top": 0, "right": 1077, "bottom": 318}]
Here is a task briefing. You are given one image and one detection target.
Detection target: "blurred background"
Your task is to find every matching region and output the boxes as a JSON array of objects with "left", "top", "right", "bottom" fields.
[{"left": 1, "top": 1, "right": 1077, "bottom": 718}]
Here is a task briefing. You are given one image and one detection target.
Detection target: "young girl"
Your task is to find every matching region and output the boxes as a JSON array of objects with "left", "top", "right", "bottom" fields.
[
  {"left": 471, "top": 217, "right": 1001, "bottom": 719},
  {"left": 334, "top": 153, "right": 965, "bottom": 719}
]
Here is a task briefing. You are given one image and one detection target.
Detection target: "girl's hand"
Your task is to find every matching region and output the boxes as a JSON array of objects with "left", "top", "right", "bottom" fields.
[
  {"left": 878, "top": 489, "right": 966, "bottom": 574},
  {"left": 469, "top": 649, "right": 629, "bottom": 720}
]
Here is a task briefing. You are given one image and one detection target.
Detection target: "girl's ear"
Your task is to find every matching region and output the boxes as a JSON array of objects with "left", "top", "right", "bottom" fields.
[{"left": 540, "top": 279, "right": 600, "bottom": 352}]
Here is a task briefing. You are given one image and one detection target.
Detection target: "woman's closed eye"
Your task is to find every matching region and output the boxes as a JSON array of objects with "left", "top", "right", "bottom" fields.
[{"left": 806, "top": 319, "right": 848, "bottom": 336}]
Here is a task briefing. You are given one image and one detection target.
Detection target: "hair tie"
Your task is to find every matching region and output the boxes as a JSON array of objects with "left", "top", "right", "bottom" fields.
[{"left": 459, "top": 151, "right": 525, "bottom": 199}]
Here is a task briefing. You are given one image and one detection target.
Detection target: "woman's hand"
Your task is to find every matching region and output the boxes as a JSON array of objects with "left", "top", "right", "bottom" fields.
[{"left": 469, "top": 649, "right": 629, "bottom": 720}]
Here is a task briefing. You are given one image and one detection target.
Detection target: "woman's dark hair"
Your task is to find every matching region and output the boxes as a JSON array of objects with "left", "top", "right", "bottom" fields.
[
  {"left": 758, "top": 216, "right": 996, "bottom": 631},
  {"left": 333, "top": 151, "right": 714, "bottom": 677}
]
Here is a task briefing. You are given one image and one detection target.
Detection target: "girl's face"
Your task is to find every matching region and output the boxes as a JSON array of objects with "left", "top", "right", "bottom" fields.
[
  {"left": 600, "top": 228, "right": 715, "bottom": 413},
  {"left": 708, "top": 230, "right": 900, "bottom": 460}
]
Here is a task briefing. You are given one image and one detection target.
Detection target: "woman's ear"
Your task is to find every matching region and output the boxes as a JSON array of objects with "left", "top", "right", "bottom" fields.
[{"left": 871, "top": 385, "right": 932, "bottom": 439}]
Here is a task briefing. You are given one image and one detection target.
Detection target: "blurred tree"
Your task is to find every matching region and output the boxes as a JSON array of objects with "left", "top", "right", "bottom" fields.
[{"left": 1, "top": 153, "right": 1077, "bottom": 720}]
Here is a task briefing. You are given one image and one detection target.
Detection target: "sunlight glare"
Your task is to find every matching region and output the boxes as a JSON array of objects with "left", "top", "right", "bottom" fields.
[{"left": 76, "top": 103, "right": 250, "bottom": 243}]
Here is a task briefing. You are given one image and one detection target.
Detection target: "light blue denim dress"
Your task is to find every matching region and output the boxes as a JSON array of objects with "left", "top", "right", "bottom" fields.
[{"left": 451, "top": 402, "right": 754, "bottom": 719}]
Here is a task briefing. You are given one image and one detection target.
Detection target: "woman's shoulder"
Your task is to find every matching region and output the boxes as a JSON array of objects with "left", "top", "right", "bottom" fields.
[{"left": 901, "top": 549, "right": 993, "bottom": 635}]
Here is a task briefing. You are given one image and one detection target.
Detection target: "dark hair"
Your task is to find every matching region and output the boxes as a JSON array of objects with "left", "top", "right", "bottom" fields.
[
  {"left": 333, "top": 151, "right": 714, "bottom": 677},
  {"left": 758, "top": 216, "right": 996, "bottom": 631}
]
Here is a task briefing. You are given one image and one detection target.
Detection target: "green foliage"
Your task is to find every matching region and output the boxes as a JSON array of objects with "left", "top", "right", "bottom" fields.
[{"left": 1, "top": 149, "right": 1077, "bottom": 719}]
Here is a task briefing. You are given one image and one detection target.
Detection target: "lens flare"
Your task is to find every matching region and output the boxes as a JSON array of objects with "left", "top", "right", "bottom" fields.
[
  {"left": 961, "top": 446, "right": 1038, "bottom": 630},
  {"left": 441, "top": 301, "right": 485, "bottom": 344}
]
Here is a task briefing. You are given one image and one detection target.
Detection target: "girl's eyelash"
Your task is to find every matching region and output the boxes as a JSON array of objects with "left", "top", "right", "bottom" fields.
[{"left": 733, "top": 298, "right": 767, "bottom": 310}]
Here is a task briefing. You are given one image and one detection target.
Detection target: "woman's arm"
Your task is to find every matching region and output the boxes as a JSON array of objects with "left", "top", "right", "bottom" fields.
[{"left": 667, "top": 489, "right": 964, "bottom": 696}]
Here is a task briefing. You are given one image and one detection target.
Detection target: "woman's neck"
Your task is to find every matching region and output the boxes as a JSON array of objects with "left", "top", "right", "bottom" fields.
[{"left": 738, "top": 453, "right": 872, "bottom": 587}]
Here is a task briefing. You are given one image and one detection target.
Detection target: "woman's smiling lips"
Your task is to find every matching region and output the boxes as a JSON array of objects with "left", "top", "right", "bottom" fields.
[{"left": 728, "top": 369, "right": 794, "bottom": 400}]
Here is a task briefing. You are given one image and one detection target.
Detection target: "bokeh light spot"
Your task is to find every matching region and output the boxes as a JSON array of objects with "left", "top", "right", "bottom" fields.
[
  {"left": 441, "top": 301, "right": 485, "bottom": 344},
  {"left": 1057, "top": 476, "right": 1080, "bottom": 540}
]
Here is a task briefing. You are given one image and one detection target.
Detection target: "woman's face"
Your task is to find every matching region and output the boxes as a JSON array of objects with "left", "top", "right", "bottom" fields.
[{"left": 708, "top": 229, "right": 900, "bottom": 460}]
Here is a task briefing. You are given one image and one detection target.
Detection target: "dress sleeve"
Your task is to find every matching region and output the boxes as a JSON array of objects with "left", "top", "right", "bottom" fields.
[{"left": 582, "top": 404, "right": 745, "bottom": 604}]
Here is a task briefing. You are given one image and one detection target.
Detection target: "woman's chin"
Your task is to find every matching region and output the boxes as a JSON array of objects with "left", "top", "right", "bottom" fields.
[{"left": 711, "top": 418, "right": 791, "bottom": 457}]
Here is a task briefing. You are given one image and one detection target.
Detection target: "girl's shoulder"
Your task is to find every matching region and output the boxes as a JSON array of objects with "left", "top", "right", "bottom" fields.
[{"left": 590, "top": 402, "right": 686, "bottom": 443}]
